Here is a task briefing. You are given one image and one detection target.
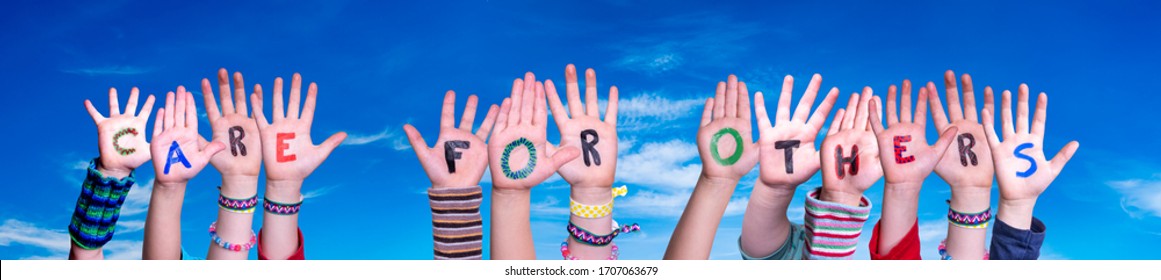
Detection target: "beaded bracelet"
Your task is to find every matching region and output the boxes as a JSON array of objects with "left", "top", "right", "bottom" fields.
[
  {"left": 218, "top": 188, "right": 258, "bottom": 214},
  {"left": 947, "top": 206, "right": 992, "bottom": 229},
  {"left": 570, "top": 186, "right": 629, "bottom": 219},
  {"left": 208, "top": 221, "right": 257, "bottom": 252},
  {"left": 560, "top": 241, "right": 619, "bottom": 260},
  {"left": 567, "top": 221, "right": 640, "bottom": 247},
  {"left": 69, "top": 159, "right": 135, "bottom": 250},
  {"left": 264, "top": 195, "right": 304, "bottom": 215},
  {"left": 937, "top": 239, "right": 989, "bottom": 260}
]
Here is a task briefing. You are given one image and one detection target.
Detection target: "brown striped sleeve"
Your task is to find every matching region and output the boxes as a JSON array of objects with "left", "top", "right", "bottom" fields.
[{"left": 429, "top": 186, "right": 483, "bottom": 260}]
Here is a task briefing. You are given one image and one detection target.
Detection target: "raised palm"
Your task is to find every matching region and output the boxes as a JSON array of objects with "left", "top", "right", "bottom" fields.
[
  {"left": 487, "top": 72, "right": 579, "bottom": 190},
  {"left": 929, "top": 71, "right": 995, "bottom": 188},
  {"left": 84, "top": 87, "right": 156, "bottom": 175},
  {"left": 203, "top": 69, "right": 262, "bottom": 177},
  {"left": 982, "top": 84, "right": 1079, "bottom": 202},
  {"left": 404, "top": 90, "right": 498, "bottom": 188},
  {"left": 697, "top": 75, "right": 758, "bottom": 181},
  {"left": 251, "top": 73, "right": 347, "bottom": 182},
  {"left": 149, "top": 87, "right": 226, "bottom": 184},
  {"left": 870, "top": 81, "right": 958, "bottom": 186},
  {"left": 754, "top": 74, "right": 838, "bottom": 187},
  {"left": 546, "top": 65, "right": 619, "bottom": 189},
  {"left": 819, "top": 88, "right": 882, "bottom": 205}
]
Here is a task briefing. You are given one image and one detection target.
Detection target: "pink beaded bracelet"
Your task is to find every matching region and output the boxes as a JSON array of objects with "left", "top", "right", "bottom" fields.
[
  {"left": 560, "top": 241, "right": 619, "bottom": 260},
  {"left": 208, "top": 221, "right": 257, "bottom": 252}
]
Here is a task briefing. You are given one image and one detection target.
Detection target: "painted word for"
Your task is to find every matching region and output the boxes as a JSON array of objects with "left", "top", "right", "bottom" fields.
[
  {"left": 276, "top": 133, "right": 297, "bottom": 162},
  {"left": 957, "top": 133, "right": 978, "bottom": 166},
  {"left": 229, "top": 126, "right": 247, "bottom": 156},
  {"left": 500, "top": 138, "right": 537, "bottom": 180},
  {"left": 893, "top": 135, "right": 914, "bottom": 164},
  {"left": 774, "top": 140, "right": 800, "bottom": 174},
  {"left": 444, "top": 140, "right": 469, "bottom": 173},
  {"left": 710, "top": 128, "right": 743, "bottom": 166},
  {"left": 834, "top": 144, "right": 859, "bottom": 179},
  {"left": 113, "top": 128, "right": 138, "bottom": 156},
  {"left": 164, "top": 141, "right": 191, "bottom": 174},
  {"left": 581, "top": 129, "right": 601, "bottom": 167},
  {"left": 1014, "top": 142, "right": 1037, "bottom": 178}
]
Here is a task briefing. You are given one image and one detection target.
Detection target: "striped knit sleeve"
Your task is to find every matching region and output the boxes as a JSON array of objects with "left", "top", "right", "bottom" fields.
[
  {"left": 429, "top": 186, "right": 483, "bottom": 260},
  {"left": 802, "top": 188, "right": 872, "bottom": 260}
]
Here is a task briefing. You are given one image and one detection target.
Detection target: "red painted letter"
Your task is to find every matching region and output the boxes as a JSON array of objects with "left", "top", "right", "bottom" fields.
[
  {"left": 893, "top": 135, "right": 914, "bottom": 164},
  {"left": 276, "top": 133, "right": 296, "bottom": 162}
]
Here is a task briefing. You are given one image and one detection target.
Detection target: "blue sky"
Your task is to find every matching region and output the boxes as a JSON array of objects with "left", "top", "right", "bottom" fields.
[{"left": 1, "top": 0, "right": 1160, "bottom": 260}]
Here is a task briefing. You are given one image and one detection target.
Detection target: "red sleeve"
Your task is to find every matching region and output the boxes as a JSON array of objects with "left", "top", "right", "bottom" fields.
[
  {"left": 257, "top": 227, "right": 305, "bottom": 260},
  {"left": 868, "top": 219, "right": 921, "bottom": 260}
]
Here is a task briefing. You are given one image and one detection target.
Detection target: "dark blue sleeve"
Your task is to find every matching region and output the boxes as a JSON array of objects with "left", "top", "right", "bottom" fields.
[{"left": 989, "top": 217, "right": 1046, "bottom": 260}]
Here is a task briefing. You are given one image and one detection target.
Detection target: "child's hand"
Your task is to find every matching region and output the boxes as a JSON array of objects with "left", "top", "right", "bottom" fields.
[
  {"left": 251, "top": 73, "right": 347, "bottom": 183},
  {"left": 150, "top": 87, "right": 226, "bottom": 184},
  {"left": 84, "top": 87, "right": 156, "bottom": 177},
  {"left": 487, "top": 72, "right": 580, "bottom": 191},
  {"left": 819, "top": 88, "right": 882, "bottom": 206},
  {"left": 870, "top": 81, "right": 958, "bottom": 187},
  {"left": 203, "top": 69, "right": 262, "bottom": 178},
  {"left": 697, "top": 75, "right": 758, "bottom": 182},
  {"left": 545, "top": 65, "right": 618, "bottom": 192},
  {"left": 404, "top": 90, "right": 499, "bottom": 188},
  {"left": 754, "top": 74, "right": 838, "bottom": 189},
  {"left": 929, "top": 71, "right": 995, "bottom": 190},
  {"left": 982, "top": 84, "right": 1079, "bottom": 208}
]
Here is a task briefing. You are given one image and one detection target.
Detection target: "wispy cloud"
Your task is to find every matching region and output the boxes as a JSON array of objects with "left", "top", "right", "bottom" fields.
[
  {"left": 531, "top": 196, "right": 568, "bottom": 216},
  {"left": 610, "top": 13, "right": 766, "bottom": 76},
  {"left": 617, "top": 93, "right": 704, "bottom": 132},
  {"left": 616, "top": 139, "right": 701, "bottom": 189},
  {"left": 0, "top": 219, "right": 142, "bottom": 260},
  {"left": 344, "top": 126, "right": 410, "bottom": 151},
  {"left": 616, "top": 190, "right": 748, "bottom": 218},
  {"left": 1108, "top": 174, "right": 1161, "bottom": 219},
  {"left": 62, "top": 65, "right": 152, "bottom": 76},
  {"left": 304, "top": 185, "right": 340, "bottom": 200}
]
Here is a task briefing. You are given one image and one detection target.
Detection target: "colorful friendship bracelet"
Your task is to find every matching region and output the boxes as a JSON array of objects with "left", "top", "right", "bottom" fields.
[
  {"left": 569, "top": 185, "right": 629, "bottom": 219},
  {"left": 218, "top": 188, "right": 259, "bottom": 214},
  {"left": 947, "top": 206, "right": 992, "bottom": 229},
  {"left": 937, "top": 239, "right": 989, "bottom": 260},
  {"left": 566, "top": 221, "right": 641, "bottom": 247},
  {"left": 560, "top": 241, "right": 619, "bottom": 260},
  {"left": 264, "top": 195, "right": 304, "bottom": 215},
  {"left": 68, "top": 159, "right": 135, "bottom": 250},
  {"left": 208, "top": 221, "right": 257, "bottom": 252}
]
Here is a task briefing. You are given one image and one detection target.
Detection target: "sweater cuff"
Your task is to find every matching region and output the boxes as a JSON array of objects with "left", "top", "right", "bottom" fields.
[
  {"left": 803, "top": 188, "right": 871, "bottom": 260},
  {"left": 868, "top": 219, "right": 921, "bottom": 260},
  {"left": 69, "top": 159, "right": 136, "bottom": 250},
  {"left": 989, "top": 216, "right": 1046, "bottom": 260},
  {"left": 429, "top": 186, "right": 483, "bottom": 260},
  {"left": 257, "top": 227, "right": 305, "bottom": 260}
]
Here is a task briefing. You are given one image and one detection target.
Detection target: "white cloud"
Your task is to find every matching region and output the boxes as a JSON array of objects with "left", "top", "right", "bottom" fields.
[
  {"left": 1108, "top": 175, "right": 1161, "bottom": 219},
  {"left": 531, "top": 196, "right": 568, "bottom": 216},
  {"left": 119, "top": 179, "right": 154, "bottom": 216},
  {"left": 304, "top": 185, "right": 339, "bottom": 200},
  {"left": 917, "top": 219, "right": 949, "bottom": 261},
  {"left": 616, "top": 190, "right": 748, "bottom": 219},
  {"left": 0, "top": 219, "right": 142, "bottom": 260},
  {"left": 617, "top": 93, "right": 704, "bottom": 132},
  {"left": 616, "top": 139, "right": 701, "bottom": 190},
  {"left": 62, "top": 65, "right": 152, "bottom": 76},
  {"left": 611, "top": 13, "right": 764, "bottom": 76},
  {"left": 344, "top": 126, "right": 410, "bottom": 150}
]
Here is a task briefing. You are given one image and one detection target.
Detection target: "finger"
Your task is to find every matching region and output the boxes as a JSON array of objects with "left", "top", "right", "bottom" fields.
[
  {"left": 776, "top": 75, "right": 793, "bottom": 124},
  {"left": 273, "top": 77, "right": 285, "bottom": 121},
  {"left": 869, "top": 98, "right": 885, "bottom": 134},
  {"left": 495, "top": 97, "right": 512, "bottom": 133},
  {"left": 535, "top": 82, "right": 548, "bottom": 127},
  {"left": 854, "top": 87, "right": 873, "bottom": 131},
  {"left": 962, "top": 74, "right": 978, "bottom": 122},
  {"left": 565, "top": 64, "right": 584, "bottom": 118},
  {"left": 251, "top": 85, "right": 270, "bottom": 129},
  {"left": 200, "top": 141, "right": 227, "bottom": 161},
  {"left": 202, "top": 79, "right": 222, "bottom": 122},
  {"left": 163, "top": 91, "right": 175, "bottom": 129},
  {"left": 806, "top": 87, "right": 839, "bottom": 131},
  {"left": 218, "top": 68, "right": 236, "bottom": 114},
  {"left": 287, "top": 73, "right": 303, "bottom": 119},
  {"left": 713, "top": 81, "right": 726, "bottom": 119},
  {"left": 700, "top": 98, "right": 714, "bottom": 127},
  {"left": 461, "top": 94, "right": 480, "bottom": 132},
  {"left": 605, "top": 86, "right": 619, "bottom": 126},
  {"left": 233, "top": 72, "right": 248, "bottom": 115},
  {"left": 1050, "top": 141, "right": 1080, "bottom": 175},
  {"left": 545, "top": 79, "right": 569, "bottom": 128},
  {"left": 828, "top": 109, "right": 845, "bottom": 136},
  {"left": 793, "top": 73, "right": 822, "bottom": 122},
  {"left": 1016, "top": 84, "right": 1030, "bottom": 134},
  {"left": 927, "top": 82, "right": 950, "bottom": 131},
  {"left": 585, "top": 68, "right": 599, "bottom": 117},
  {"left": 185, "top": 89, "right": 198, "bottom": 130},
  {"left": 981, "top": 108, "right": 1001, "bottom": 147},
  {"left": 403, "top": 124, "right": 431, "bottom": 155},
  {"left": 174, "top": 87, "right": 186, "bottom": 128},
  {"left": 932, "top": 127, "right": 960, "bottom": 158},
  {"left": 914, "top": 85, "right": 929, "bottom": 128},
  {"left": 138, "top": 94, "right": 156, "bottom": 121},
  {"left": 316, "top": 131, "right": 348, "bottom": 160},
  {"left": 754, "top": 91, "right": 772, "bottom": 129},
  {"left": 301, "top": 83, "right": 318, "bottom": 124},
  {"left": 520, "top": 72, "right": 536, "bottom": 125},
  {"left": 944, "top": 70, "right": 964, "bottom": 122},
  {"left": 125, "top": 87, "right": 140, "bottom": 117},
  {"left": 725, "top": 75, "right": 738, "bottom": 118},
  {"left": 1001, "top": 90, "right": 1015, "bottom": 138},
  {"left": 152, "top": 108, "right": 164, "bottom": 137},
  {"left": 739, "top": 81, "right": 752, "bottom": 128},
  {"left": 476, "top": 104, "right": 500, "bottom": 140},
  {"left": 841, "top": 93, "right": 859, "bottom": 130},
  {"left": 1031, "top": 92, "right": 1047, "bottom": 136},
  {"left": 84, "top": 100, "right": 105, "bottom": 123},
  {"left": 549, "top": 146, "right": 581, "bottom": 171},
  {"left": 870, "top": 95, "right": 882, "bottom": 132},
  {"left": 440, "top": 90, "right": 456, "bottom": 129},
  {"left": 108, "top": 88, "right": 121, "bottom": 116},
  {"left": 901, "top": 80, "right": 912, "bottom": 123},
  {"left": 886, "top": 85, "right": 898, "bottom": 125},
  {"left": 508, "top": 78, "right": 522, "bottom": 128},
  {"left": 983, "top": 86, "right": 995, "bottom": 127}
]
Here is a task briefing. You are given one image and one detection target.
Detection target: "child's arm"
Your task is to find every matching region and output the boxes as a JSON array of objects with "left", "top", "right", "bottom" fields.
[
  {"left": 73, "top": 87, "right": 156, "bottom": 260},
  {"left": 867, "top": 81, "right": 958, "bottom": 259},
  {"left": 927, "top": 71, "right": 996, "bottom": 260},
  {"left": 740, "top": 74, "right": 837, "bottom": 259},
  {"left": 665, "top": 75, "right": 759, "bottom": 259},
  {"left": 250, "top": 73, "right": 347, "bottom": 260},
  {"left": 981, "top": 83, "right": 1078, "bottom": 260},
  {"left": 201, "top": 69, "right": 264, "bottom": 259},
  {"left": 544, "top": 65, "right": 621, "bottom": 260},
  {"left": 487, "top": 72, "right": 580, "bottom": 259},
  {"left": 403, "top": 89, "right": 498, "bottom": 260},
  {"left": 143, "top": 87, "right": 227, "bottom": 259}
]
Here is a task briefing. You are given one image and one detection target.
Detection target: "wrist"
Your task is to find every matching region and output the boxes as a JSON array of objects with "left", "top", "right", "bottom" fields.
[
  {"left": 570, "top": 185, "right": 614, "bottom": 205},
  {"left": 819, "top": 189, "right": 865, "bottom": 207},
  {"left": 265, "top": 180, "right": 303, "bottom": 202},
  {"left": 751, "top": 181, "right": 797, "bottom": 207},
  {"left": 883, "top": 182, "right": 922, "bottom": 199},
  {"left": 997, "top": 198, "right": 1037, "bottom": 230},
  {"left": 699, "top": 173, "right": 740, "bottom": 188},
  {"left": 950, "top": 187, "right": 992, "bottom": 213},
  {"left": 220, "top": 175, "right": 260, "bottom": 197},
  {"left": 96, "top": 166, "right": 133, "bottom": 180}
]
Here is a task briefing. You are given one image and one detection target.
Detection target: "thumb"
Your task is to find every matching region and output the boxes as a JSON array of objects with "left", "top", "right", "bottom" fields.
[
  {"left": 931, "top": 127, "right": 959, "bottom": 158},
  {"left": 317, "top": 131, "right": 348, "bottom": 160},
  {"left": 549, "top": 146, "right": 580, "bottom": 171},
  {"left": 201, "top": 140, "right": 227, "bottom": 159}
]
